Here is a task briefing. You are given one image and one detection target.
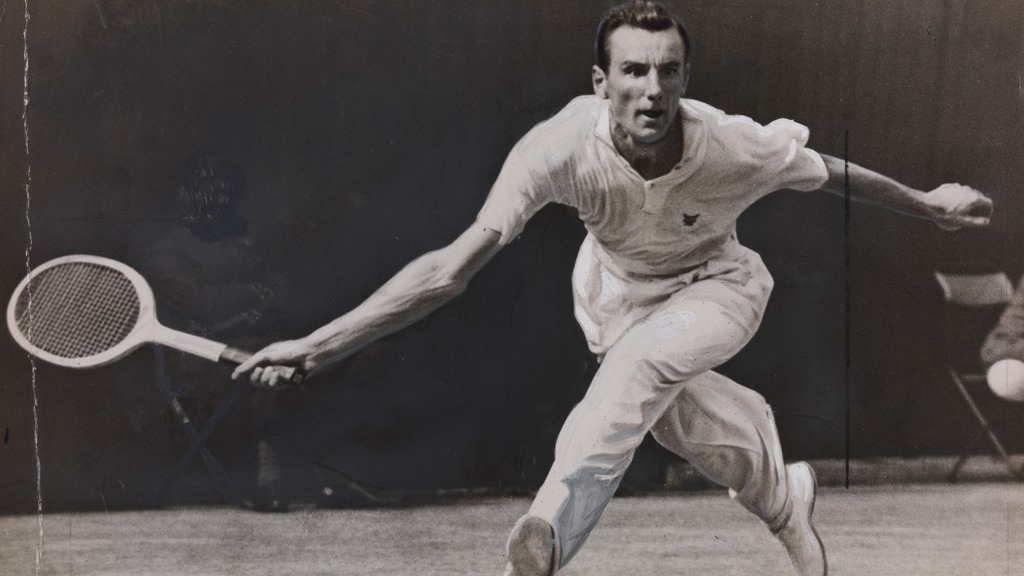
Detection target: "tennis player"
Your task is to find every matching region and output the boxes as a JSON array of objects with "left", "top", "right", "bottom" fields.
[{"left": 234, "top": 2, "right": 992, "bottom": 574}]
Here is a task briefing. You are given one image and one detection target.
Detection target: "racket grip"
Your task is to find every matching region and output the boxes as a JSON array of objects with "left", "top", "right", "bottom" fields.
[{"left": 220, "top": 346, "right": 304, "bottom": 386}]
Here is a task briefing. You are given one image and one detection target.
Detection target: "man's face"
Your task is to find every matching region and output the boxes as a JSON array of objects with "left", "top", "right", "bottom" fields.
[{"left": 593, "top": 26, "right": 688, "bottom": 145}]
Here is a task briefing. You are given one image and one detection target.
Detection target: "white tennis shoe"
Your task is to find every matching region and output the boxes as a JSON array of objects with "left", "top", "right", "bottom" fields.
[
  {"left": 773, "top": 462, "right": 828, "bottom": 576},
  {"left": 503, "top": 516, "right": 558, "bottom": 576}
]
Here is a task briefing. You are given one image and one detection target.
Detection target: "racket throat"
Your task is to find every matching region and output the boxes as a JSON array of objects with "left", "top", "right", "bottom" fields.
[{"left": 153, "top": 324, "right": 227, "bottom": 362}]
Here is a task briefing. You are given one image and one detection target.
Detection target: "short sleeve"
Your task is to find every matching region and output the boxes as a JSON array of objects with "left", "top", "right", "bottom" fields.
[
  {"left": 760, "top": 118, "right": 829, "bottom": 192},
  {"left": 475, "top": 97, "right": 597, "bottom": 244},
  {"left": 476, "top": 144, "right": 555, "bottom": 245}
]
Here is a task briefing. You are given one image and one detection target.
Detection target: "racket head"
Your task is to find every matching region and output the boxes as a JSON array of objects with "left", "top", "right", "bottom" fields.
[{"left": 7, "top": 255, "right": 158, "bottom": 368}]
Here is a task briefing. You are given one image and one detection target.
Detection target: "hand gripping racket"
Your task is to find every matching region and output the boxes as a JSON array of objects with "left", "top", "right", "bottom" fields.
[{"left": 7, "top": 254, "right": 302, "bottom": 384}]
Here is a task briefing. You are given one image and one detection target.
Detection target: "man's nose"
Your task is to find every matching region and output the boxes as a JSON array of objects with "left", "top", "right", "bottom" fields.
[{"left": 644, "top": 70, "right": 664, "bottom": 100}]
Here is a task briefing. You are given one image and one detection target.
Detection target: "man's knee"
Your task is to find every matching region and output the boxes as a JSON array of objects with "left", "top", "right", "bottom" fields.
[
  {"left": 636, "top": 344, "right": 706, "bottom": 384},
  {"left": 678, "top": 372, "right": 770, "bottom": 413},
  {"left": 651, "top": 381, "right": 777, "bottom": 478}
]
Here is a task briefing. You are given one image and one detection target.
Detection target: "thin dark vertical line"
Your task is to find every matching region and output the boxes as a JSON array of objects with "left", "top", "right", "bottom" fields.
[{"left": 844, "top": 129, "right": 851, "bottom": 489}]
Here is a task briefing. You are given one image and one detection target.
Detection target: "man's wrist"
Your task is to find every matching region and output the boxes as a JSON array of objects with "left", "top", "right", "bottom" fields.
[
  {"left": 302, "top": 332, "right": 346, "bottom": 373},
  {"left": 910, "top": 186, "right": 940, "bottom": 221}
]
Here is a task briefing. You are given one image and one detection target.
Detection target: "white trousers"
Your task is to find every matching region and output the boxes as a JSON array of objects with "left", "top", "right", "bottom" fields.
[{"left": 526, "top": 236, "right": 790, "bottom": 568}]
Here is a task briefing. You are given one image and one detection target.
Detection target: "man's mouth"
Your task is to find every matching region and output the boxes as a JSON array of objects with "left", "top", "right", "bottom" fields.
[{"left": 639, "top": 110, "right": 664, "bottom": 119}]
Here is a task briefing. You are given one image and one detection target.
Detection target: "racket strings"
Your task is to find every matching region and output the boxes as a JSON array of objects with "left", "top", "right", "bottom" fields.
[{"left": 15, "top": 262, "right": 141, "bottom": 359}]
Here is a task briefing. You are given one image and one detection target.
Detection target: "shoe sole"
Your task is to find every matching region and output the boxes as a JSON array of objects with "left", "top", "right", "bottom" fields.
[{"left": 506, "top": 516, "right": 557, "bottom": 576}]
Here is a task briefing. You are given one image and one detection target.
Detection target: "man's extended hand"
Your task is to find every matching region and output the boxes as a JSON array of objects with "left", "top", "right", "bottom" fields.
[
  {"left": 232, "top": 338, "right": 316, "bottom": 388},
  {"left": 927, "top": 183, "right": 993, "bottom": 231}
]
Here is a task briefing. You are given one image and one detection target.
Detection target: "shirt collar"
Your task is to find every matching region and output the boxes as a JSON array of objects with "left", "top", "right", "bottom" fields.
[{"left": 595, "top": 98, "right": 707, "bottom": 183}]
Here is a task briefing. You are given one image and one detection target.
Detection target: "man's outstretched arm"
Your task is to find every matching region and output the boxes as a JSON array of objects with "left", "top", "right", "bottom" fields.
[
  {"left": 232, "top": 223, "right": 503, "bottom": 387},
  {"left": 818, "top": 154, "right": 993, "bottom": 230}
]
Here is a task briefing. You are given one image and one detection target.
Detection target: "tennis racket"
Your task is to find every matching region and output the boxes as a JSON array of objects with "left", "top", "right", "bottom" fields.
[{"left": 7, "top": 254, "right": 302, "bottom": 384}]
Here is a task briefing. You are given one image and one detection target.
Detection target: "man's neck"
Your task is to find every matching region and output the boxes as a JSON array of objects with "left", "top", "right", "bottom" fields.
[{"left": 611, "top": 117, "right": 684, "bottom": 181}]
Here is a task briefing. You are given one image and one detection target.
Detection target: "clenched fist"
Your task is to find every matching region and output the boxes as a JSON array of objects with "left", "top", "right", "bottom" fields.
[{"left": 927, "top": 183, "right": 993, "bottom": 231}]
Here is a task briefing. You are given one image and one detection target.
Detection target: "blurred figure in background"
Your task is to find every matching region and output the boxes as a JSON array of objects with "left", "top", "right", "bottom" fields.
[
  {"left": 981, "top": 276, "right": 1024, "bottom": 402},
  {"left": 129, "top": 156, "right": 299, "bottom": 509}
]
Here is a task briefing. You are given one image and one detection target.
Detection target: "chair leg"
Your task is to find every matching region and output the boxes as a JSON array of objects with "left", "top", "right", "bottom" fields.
[
  {"left": 152, "top": 346, "right": 250, "bottom": 509},
  {"left": 949, "top": 369, "right": 1017, "bottom": 481},
  {"left": 992, "top": 403, "right": 1024, "bottom": 482},
  {"left": 151, "top": 381, "right": 245, "bottom": 506},
  {"left": 948, "top": 432, "right": 983, "bottom": 483}
]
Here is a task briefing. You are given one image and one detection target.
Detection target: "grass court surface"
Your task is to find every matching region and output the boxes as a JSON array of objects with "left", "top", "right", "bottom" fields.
[{"left": 2, "top": 482, "right": 1022, "bottom": 575}]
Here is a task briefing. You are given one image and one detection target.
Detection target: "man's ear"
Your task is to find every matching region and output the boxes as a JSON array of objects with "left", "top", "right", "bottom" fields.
[
  {"left": 592, "top": 65, "right": 608, "bottom": 99},
  {"left": 681, "top": 62, "right": 691, "bottom": 95}
]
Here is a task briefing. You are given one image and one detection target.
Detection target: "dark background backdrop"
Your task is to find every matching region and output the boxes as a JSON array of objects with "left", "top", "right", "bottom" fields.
[{"left": 1, "top": 0, "right": 1022, "bottom": 513}]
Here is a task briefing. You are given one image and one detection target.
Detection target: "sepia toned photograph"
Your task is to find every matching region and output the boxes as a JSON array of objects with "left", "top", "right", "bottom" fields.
[{"left": 1, "top": 1, "right": 1022, "bottom": 574}]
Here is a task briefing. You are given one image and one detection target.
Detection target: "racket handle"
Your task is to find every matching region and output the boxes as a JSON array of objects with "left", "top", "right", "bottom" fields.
[{"left": 220, "top": 346, "right": 304, "bottom": 386}]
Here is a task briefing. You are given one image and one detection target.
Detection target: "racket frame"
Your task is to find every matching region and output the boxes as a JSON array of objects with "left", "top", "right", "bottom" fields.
[{"left": 8, "top": 254, "right": 230, "bottom": 369}]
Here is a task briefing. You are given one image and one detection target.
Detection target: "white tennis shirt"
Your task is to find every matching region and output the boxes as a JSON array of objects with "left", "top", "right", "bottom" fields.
[{"left": 477, "top": 96, "right": 829, "bottom": 277}]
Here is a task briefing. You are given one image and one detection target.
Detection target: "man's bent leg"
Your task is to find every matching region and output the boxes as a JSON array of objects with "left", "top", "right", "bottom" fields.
[
  {"left": 517, "top": 300, "right": 759, "bottom": 572},
  {"left": 651, "top": 371, "right": 787, "bottom": 521},
  {"left": 651, "top": 371, "right": 826, "bottom": 575}
]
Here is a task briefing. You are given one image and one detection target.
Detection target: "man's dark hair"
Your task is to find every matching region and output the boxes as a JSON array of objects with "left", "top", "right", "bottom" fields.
[{"left": 595, "top": 1, "right": 691, "bottom": 72}]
